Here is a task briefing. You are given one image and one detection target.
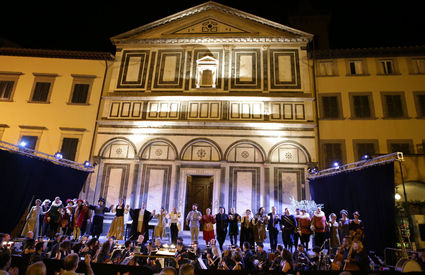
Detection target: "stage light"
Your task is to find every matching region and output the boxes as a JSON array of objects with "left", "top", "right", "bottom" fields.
[
  {"left": 332, "top": 161, "right": 340, "bottom": 169},
  {"left": 395, "top": 193, "right": 401, "bottom": 201},
  {"left": 83, "top": 161, "right": 92, "bottom": 168},
  {"left": 361, "top": 154, "right": 370, "bottom": 160},
  {"left": 308, "top": 167, "right": 319, "bottom": 175},
  {"left": 19, "top": 141, "right": 27, "bottom": 148},
  {"left": 54, "top": 152, "right": 63, "bottom": 160}
]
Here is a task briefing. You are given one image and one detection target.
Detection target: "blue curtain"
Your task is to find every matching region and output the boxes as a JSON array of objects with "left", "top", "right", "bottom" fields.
[
  {"left": 309, "top": 162, "right": 396, "bottom": 255},
  {"left": 0, "top": 149, "right": 89, "bottom": 233}
]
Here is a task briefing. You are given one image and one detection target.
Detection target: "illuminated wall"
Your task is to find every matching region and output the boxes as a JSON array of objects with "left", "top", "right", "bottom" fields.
[
  {"left": 0, "top": 49, "right": 113, "bottom": 164},
  {"left": 87, "top": 2, "right": 318, "bottom": 217}
]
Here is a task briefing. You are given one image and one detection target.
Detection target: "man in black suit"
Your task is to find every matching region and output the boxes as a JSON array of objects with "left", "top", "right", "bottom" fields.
[
  {"left": 129, "top": 203, "right": 154, "bottom": 243},
  {"left": 267, "top": 206, "right": 280, "bottom": 252}
]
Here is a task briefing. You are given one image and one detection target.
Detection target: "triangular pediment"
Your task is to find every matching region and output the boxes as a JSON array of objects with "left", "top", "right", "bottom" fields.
[
  {"left": 111, "top": 1, "right": 313, "bottom": 43},
  {"left": 166, "top": 17, "right": 250, "bottom": 35},
  {"left": 197, "top": 55, "right": 218, "bottom": 63}
]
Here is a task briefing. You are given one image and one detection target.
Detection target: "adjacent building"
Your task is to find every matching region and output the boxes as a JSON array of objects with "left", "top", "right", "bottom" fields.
[{"left": 0, "top": 48, "right": 113, "bottom": 164}]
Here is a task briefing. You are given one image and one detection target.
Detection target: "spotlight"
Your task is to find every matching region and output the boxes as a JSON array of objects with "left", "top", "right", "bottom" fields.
[
  {"left": 54, "top": 152, "right": 63, "bottom": 160},
  {"left": 308, "top": 167, "right": 319, "bottom": 174},
  {"left": 361, "top": 154, "right": 370, "bottom": 160},
  {"left": 332, "top": 161, "right": 340, "bottom": 169},
  {"left": 83, "top": 161, "right": 92, "bottom": 168},
  {"left": 395, "top": 193, "right": 401, "bottom": 201},
  {"left": 19, "top": 141, "right": 27, "bottom": 148}
]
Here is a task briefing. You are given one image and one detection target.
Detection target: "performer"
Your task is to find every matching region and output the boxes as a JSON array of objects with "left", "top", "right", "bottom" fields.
[
  {"left": 349, "top": 211, "right": 364, "bottom": 237},
  {"left": 73, "top": 199, "right": 89, "bottom": 240},
  {"left": 267, "top": 206, "right": 280, "bottom": 252},
  {"left": 240, "top": 209, "right": 254, "bottom": 248},
  {"left": 253, "top": 207, "right": 268, "bottom": 245},
  {"left": 107, "top": 198, "right": 129, "bottom": 240},
  {"left": 339, "top": 209, "right": 350, "bottom": 240},
  {"left": 280, "top": 208, "right": 297, "bottom": 252},
  {"left": 129, "top": 203, "right": 153, "bottom": 242},
  {"left": 328, "top": 213, "right": 340, "bottom": 257},
  {"left": 88, "top": 197, "right": 113, "bottom": 239},
  {"left": 293, "top": 208, "right": 302, "bottom": 248},
  {"left": 228, "top": 207, "right": 240, "bottom": 246},
  {"left": 167, "top": 207, "right": 181, "bottom": 244},
  {"left": 311, "top": 207, "right": 327, "bottom": 249},
  {"left": 215, "top": 206, "right": 229, "bottom": 251},
  {"left": 154, "top": 207, "right": 167, "bottom": 240},
  {"left": 299, "top": 209, "right": 312, "bottom": 250},
  {"left": 22, "top": 199, "right": 42, "bottom": 238},
  {"left": 39, "top": 199, "right": 51, "bottom": 237},
  {"left": 185, "top": 203, "right": 202, "bottom": 242},
  {"left": 59, "top": 200, "right": 73, "bottom": 235},
  {"left": 201, "top": 208, "right": 216, "bottom": 246},
  {"left": 46, "top": 197, "right": 63, "bottom": 238}
]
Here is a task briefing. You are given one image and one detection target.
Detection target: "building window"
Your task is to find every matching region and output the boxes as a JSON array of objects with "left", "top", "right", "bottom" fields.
[
  {"left": 321, "top": 141, "right": 345, "bottom": 168},
  {"left": 414, "top": 92, "right": 425, "bottom": 117},
  {"left": 388, "top": 140, "right": 413, "bottom": 155},
  {"left": 60, "top": 137, "right": 79, "bottom": 161},
  {"left": 69, "top": 75, "right": 95, "bottom": 104},
  {"left": 318, "top": 61, "right": 337, "bottom": 76},
  {"left": 19, "top": 135, "right": 38, "bottom": 150},
  {"left": 348, "top": 60, "right": 365, "bottom": 75},
  {"left": 320, "top": 94, "right": 342, "bottom": 119},
  {"left": 0, "top": 80, "right": 14, "bottom": 100},
  {"left": 381, "top": 92, "right": 407, "bottom": 118},
  {"left": 29, "top": 74, "right": 56, "bottom": 103},
  {"left": 411, "top": 58, "right": 425, "bottom": 74},
  {"left": 71, "top": 84, "right": 90, "bottom": 104},
  {"left": 349, "top": 93, "right": 374, "bottom": 119},
  {"left": 378, "top": 59, "right": 395, "bottom": 75},
  {"left": 353, "top": 140, "right": 378, "bottom": 161}
]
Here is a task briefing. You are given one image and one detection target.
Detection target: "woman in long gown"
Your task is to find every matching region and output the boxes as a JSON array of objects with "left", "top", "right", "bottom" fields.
[
  {"left": 22, "top": 199, "right": 42, "bottom": 238},
  {"left": 154, "top": 208, "right": 167, "bottom": 240},
  {"left": 107, "top": 198, "right": 129, "bottom": 240},
  {"left": 253, "top": 207, "right": 268, "bottom": 245},
  {"left": 201, "top": 208, "right": 216, "bottom": 246}
]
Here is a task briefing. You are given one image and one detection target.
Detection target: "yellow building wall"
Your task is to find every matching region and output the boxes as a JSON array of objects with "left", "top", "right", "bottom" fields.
[
  {"left": 0, "top": 55, "right": 110, "bottom": 163},
  {"left": 316, "top": 56, "right": 425, "bottom": 166}
]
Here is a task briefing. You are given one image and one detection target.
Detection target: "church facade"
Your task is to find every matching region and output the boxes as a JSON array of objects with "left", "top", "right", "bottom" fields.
[{"left": 84, "top": 2, "right": 318, "bottom": 219}]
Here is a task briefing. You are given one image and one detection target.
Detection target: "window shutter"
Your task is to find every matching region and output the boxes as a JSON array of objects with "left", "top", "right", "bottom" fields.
[
  {"left": 385, "top": 95, "right": 403, "bottom": 117},
  {"left": 0, "top": 81, "right": 14, "bottom": 99},
  {"left": 322, "top": 96, "right": 339, "bottom": 118},
  {"left": 32, "top": 82, "right": 51, "bottom": 102},
  {"left": 60, "top": 138, "right": 79, "bottom": 161},
  {"left": 353, "top": 95, "right": 371, "bottom": 118},
  {"left": 71, "top": 84, "right": 89, "bottom": 104},
  {"left": 417, "top": 95, "right": 425, "bottom": 117}
]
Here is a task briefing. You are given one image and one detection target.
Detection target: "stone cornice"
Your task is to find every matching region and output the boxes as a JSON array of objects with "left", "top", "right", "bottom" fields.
[{"left": 114, "top": 36, "right": 310, "bottom": 45}]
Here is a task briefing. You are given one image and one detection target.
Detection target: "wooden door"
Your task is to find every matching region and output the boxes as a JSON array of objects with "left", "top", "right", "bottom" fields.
[{"left": 184, "top": 175, "right": 213, "bottom": 230}]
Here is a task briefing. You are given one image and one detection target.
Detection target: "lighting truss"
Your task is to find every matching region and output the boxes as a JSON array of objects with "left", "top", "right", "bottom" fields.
[
  {"left": 0, "top": 140, "right": 94, "bottom": 172},
  {"left": 308, "top": 152, "right": 403, "bottom": 179}
]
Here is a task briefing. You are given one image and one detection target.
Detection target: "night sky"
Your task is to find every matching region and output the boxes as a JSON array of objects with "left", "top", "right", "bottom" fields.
[{"left": 1, "top": 0, "right": 424, "bottom": 53}]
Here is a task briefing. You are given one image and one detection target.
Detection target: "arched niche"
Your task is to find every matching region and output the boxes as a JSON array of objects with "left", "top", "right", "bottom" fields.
[
  {"left": 180, "top": 138, "right": 222, "bottom": 161},
  {"left": 269, "top": 141, "right": 311, "bottom": 163},
  {"left": 139, "top": 139, "right": 178, "bottom": 160},
  {"left": 225, "top": 140, "right": 266, "bottom": 163},
  {"left": 99, "top": 138, "right": 137, "bottom": 159}
]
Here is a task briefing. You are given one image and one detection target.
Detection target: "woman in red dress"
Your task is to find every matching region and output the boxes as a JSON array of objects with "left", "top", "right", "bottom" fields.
[{"left": 201, "top": 208, "right": 216, "bottom": 246}]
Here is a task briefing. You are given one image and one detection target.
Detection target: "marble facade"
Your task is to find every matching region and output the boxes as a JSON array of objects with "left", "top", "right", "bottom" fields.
[{"left": 82, "top": 2, "right": 318, "bottom": 223}]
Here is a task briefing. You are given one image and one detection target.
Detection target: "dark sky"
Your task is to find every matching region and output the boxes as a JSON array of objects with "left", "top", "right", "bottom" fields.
[{"left": 1, "top": 0, "right": 424, "bottom": 53}]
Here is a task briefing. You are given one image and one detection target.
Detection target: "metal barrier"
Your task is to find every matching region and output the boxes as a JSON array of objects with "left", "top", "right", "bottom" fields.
[{"left": 0, "top": 140, "right": 94, "bottom": 172}]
